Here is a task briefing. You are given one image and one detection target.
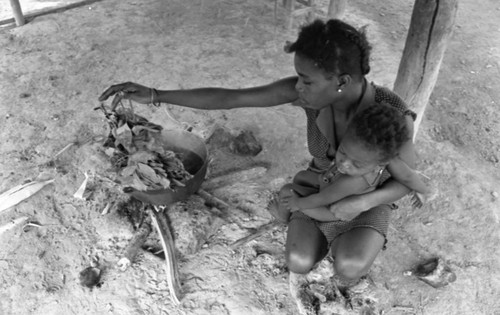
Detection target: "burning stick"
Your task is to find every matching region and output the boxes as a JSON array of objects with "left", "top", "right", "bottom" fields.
[{"left": 117, "top": 218, "right": 152, "bottom": 271}]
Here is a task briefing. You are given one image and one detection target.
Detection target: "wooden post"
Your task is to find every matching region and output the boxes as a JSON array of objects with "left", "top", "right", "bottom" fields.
[
  {"left": 284, "top": 0, "right": 295, "bottom": 30},
  {"left": 327, "top": 0, "right": 347, "bottom": 20},
  {"left": 9, "top": 0, "right": 25, "bottom": 26},
  {"left": 393, "top": 0, "right": 458, "bottom": 139}
]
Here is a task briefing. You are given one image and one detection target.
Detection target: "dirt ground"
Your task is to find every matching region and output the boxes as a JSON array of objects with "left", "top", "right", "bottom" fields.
[{"left": 0, "top": 0, "right": 499, "bottom": 314}]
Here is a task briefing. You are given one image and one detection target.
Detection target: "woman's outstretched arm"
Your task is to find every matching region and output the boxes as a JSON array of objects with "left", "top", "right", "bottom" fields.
[{"left": 98, "top": 77, "right": 299, "bottom": 110}]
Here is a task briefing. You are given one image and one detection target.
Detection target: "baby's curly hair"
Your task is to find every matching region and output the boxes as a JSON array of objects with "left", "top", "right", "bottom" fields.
[
  {"left": 286, "top": 19, "right": 372, "bottom": 79},
  {"left": 348, "top": 104, "right": 410, "bottom": 162}
]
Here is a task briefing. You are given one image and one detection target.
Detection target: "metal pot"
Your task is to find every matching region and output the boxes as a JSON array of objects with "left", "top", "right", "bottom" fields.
[{"left": 123, "top": 129, "right": 208, "bottom": 205}]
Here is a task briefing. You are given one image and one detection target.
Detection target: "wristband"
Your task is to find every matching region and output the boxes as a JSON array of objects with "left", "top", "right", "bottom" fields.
[{"left": 150, "top": 88, "right": 160, "bottom": 107}]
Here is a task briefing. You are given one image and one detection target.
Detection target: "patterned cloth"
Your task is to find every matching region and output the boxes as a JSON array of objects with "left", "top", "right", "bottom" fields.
[
  {"left": 305, "top": 82, "right": 416, "bottom": 172},
  {"left": 294, "top": 81, "right": 415, "bottom": 246}
]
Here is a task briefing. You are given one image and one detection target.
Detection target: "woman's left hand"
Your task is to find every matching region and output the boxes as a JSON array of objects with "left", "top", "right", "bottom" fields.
[{"left": 329, "top": 195, "right": 369, "bottom": 221}]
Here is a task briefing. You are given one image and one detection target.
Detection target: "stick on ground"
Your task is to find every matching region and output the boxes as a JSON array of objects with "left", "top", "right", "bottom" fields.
[
  {"left": 151, "top": 207, "right": 183, "bottom": 305},
  {"left": 117, "top": 218, "right": 152, "bottom": 271},
  {"left": 230, "top": 221, "right": 282, "bottom": 249}
]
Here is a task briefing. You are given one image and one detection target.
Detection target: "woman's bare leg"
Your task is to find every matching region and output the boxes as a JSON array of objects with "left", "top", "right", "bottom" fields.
[
  {"left": 286, "top": 218, "right": 328, "bottom": 274},
  {"left": 330, "top": 227, "right": 385, "bottom": 286}
]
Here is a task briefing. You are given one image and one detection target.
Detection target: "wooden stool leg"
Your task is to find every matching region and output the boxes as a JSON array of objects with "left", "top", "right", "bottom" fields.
[{"left": 9, "top": 0, "right": 25, "bottom": 26}]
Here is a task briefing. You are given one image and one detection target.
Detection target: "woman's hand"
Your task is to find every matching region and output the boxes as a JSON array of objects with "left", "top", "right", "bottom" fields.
[
  {"left": 329, "top": 194, "right": 369, "bottom": 221},
  {"left": 98, "top": 82, "right": 154, "bottom": 109}
]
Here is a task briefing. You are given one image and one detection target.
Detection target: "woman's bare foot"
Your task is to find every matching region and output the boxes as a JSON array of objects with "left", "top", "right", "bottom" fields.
[{"left": 267, "top": 193, "right": 290, "bottom": 223}]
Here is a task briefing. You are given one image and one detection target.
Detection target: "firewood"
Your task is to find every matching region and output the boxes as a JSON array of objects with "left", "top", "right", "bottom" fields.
[
  {"left": 230, "top": 221, "right": 282, "bottom": 249},
  {"left": 202, "top": 166, "right": 267, "bottom": 189},
  {"left": 117, "top": 218, "right": 152, "bottom": 271}
]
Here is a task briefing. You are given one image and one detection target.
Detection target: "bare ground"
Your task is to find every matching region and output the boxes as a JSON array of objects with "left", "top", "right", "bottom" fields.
[{"left": 0, "top": 0, "right": 499, "bottom": 314}]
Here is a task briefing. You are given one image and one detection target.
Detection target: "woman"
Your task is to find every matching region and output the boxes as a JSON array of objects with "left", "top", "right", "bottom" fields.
[{"left": 98, "top": 19, "right": 416, "bottom": 291}]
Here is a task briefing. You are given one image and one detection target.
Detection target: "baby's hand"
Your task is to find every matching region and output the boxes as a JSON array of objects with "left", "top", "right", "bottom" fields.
[{"left": 281, "top": 190, "right": 301, "bottom": 212}]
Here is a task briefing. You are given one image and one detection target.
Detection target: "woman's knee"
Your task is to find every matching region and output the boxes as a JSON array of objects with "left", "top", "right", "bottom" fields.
[
  {"left": 285, "top": 221, "right": 327, "bottom": 274},
  {"left": 286, "top": 249, "right": 317, "bottom": 274},
  {"left": 334, "top": 255, "right": 370, "bottom": 281}
]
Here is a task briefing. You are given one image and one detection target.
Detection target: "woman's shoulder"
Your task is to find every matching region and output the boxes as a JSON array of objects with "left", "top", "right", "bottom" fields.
[{"left": 371, "top": 83, "right": 417, "bottom": 121}]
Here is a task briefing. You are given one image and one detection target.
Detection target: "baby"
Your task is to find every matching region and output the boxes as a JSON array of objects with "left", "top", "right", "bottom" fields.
[{"left": 276, "top": 103, "right": 431, "bottom": 222}]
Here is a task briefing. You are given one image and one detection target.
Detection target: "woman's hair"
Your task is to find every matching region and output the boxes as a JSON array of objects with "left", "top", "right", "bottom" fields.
[
  {"left": 286, "top": 19, "right": 372, "bottom": 79},
  {"left": 348, "top": 104, "right": 410, "bottom": 162}
]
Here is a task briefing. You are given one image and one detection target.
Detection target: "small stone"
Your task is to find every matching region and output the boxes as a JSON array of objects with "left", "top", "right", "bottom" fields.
[
  {"left": 79, "top": 266, "right": 101, "bottom": 288},
  {"left": 205, "top": 125, "right": 233, "bottom": 148},
  {"left": 230, "top": 130, "right": 262, "bottom": 156},
  {"left": 492, "top": 191, "right": 499, "bottom": 199},
  {"left": 414, "top": 257, "right": 456, "bottom": 288}
]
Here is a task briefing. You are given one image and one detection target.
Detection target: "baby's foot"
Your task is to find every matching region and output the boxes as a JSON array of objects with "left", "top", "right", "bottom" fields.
[
  {"left": 411, "top": 191, "right": 425, "bottom": 208},
  {"left": 411, "top": 187, "right": 439, "bottom": 208}
]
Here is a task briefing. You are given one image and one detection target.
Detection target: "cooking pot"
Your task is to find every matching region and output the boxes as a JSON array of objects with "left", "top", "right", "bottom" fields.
[{"left": 123, "top": 129, "right": 208, "bottom": 205}]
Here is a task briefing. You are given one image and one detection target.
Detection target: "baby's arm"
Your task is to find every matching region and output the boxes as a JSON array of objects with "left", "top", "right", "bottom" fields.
[
  {"left": 282, "top": 174, "right": 368, "bottom": 221},
  {"left": 301, "top": 174, "right": 368, "bottom": 208},
  {"left": 387, "top": 157, "right": 430, "bottom": 195},
  {"left": 300, "top": 206, "right": 337, "bottom": 222}
]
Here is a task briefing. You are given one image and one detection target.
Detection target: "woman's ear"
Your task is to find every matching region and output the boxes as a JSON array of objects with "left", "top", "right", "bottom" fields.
[{"left": 337, "top": 74, "right": 352, "bottom": 88}]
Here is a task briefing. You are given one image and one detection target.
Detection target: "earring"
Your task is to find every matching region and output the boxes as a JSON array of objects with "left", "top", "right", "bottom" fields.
[{"left": 337, "top": 88, "right": 342, "bottom": 93}]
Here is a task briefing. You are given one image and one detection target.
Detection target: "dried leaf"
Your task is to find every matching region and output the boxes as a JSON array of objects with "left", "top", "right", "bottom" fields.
[
  {"left": 104, "top": 147, "right": 116, "bottom": 157},
  {"left": 73, "top": 172, "right": 89, "bottom": 199},
  {"left": 116, "top": 123, "right": 131, "bottom": 135},
  {"left": 121, "top": 165, "right": 137, "bottom": 177},
  {"left": 132, "top": 172, "right": 150, "bottom": 191},
  {"left": 0, "top": 216, "right": 29, "bottom": 235},
  {"left": 128, "top": 151, "right": 157, "bottom": 164},
  {"left": 132, "top": 125, "right": 162, "bottom": 134},
  {"left": 114, "top": 128, "right": 134, "bottom": 152},
  {"left": 136, "top": 163, "right": 161, "bottom": 183},
  {"left": 99, "top": 105, "right": 193, "bottom": 192},
  {"left": 0, "top": 179, "right": 54, "bottom": 213}
]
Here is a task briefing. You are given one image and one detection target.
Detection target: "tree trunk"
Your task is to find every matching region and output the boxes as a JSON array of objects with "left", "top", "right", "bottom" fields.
[
  {"left": 327, "top": 0, "right": 347, "bottom": 20},
  {"left": 393, "top": 0, "right": 458, "bottom": 140}
]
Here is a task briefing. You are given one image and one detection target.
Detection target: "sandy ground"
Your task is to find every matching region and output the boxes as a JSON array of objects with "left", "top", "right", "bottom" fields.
[{"left": 0, "top": 0, "right": 499, "bottom": 314}]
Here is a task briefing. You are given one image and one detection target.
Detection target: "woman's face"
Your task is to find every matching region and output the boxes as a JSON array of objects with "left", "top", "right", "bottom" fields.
[{"left": 293, "top": 54, "right": 339, "bottom": 110}]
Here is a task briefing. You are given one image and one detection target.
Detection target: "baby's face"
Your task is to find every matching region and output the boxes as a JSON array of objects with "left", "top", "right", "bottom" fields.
[{"left": 335, "top": 137, "right": 384, "bottom": 177}]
